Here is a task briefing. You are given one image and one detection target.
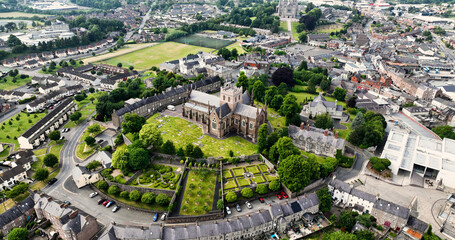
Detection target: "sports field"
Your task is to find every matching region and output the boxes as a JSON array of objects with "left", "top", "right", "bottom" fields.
[
  {"left": 98, "top": 42, "right": 214, "bottom": 70},
  {"left": 0, "top": 12, "right": 50, "bottom": 18}
]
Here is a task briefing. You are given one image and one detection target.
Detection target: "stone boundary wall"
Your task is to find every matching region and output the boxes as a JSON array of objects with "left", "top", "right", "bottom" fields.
[
  {"left": 166, "top": 211, "right": 224, "bottom": 224},
  {"left": 168, "top": 161, "right": 188, "bottom": 213},
  {"left": 90, "top": 184, "right": 167, "bottom": 213},
  {"left": 104, "top": 179, "right": 174, "bottom": 197},
  {"left": 124, "top": 171, "right": 142, "bottom": 185}
]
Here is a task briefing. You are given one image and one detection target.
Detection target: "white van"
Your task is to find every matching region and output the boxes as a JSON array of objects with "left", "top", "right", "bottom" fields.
[{"left": 167, "top": 105, "right": 176, "bottom": 111}]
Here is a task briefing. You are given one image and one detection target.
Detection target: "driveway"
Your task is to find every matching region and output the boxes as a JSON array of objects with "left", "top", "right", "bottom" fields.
[{"left": 95, "top": 128, "right": 117, "bottom": 147}]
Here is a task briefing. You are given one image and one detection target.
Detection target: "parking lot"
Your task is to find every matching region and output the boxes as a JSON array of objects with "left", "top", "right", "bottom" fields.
[{"left": 225, "top": 193, "right": 288, "bottom": 219}]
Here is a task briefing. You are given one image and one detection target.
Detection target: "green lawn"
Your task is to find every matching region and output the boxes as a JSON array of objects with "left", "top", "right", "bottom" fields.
[
  {"left": 314, "top": 23, "right": 344, "bottom": 34},
  {"left": 232, "top": 167, "right": 245, "bottom": 177},
  {"left": 0, "top": 112, "right": 46, "bottom": 150},
  {"left": 258, "top": 163, "right": 269, "bottom": 173},
  {"left": 290, "top": 91, "right": 346, "bottom": 108},
  {"left": 237, "top": 178, "right": 251, "bottom": 187},
  {"left": 180, "top": 170, "right": 217, "bottom": 215},
  {"left": 224, "top": 178, "right": 237, "bottom": 190},
  {"left": 99, "top": 42, "right": 215, "bottom": 71},
  {"left": 223, "top": 169, "right": 233, "bottom": 178},
  {"left": 0, "top": 198, "right": 15, "bottom": 214},
  {"left": 291, "top": 22, "right": 300, "bottom": 40},
  {"left": 33, "top": 147, "right": 47, "bottom": 157},
  {"left": 253, "top": 175, "right": 266, "bottom": 184},
  {"left": 337, "top": 122, "right": 352, "bottom": 139},
  {"left": 149, "top": 115, "right": 257, "bottom": 158},
  {"left": 264, "top": 173, "right": 278, "bottom": 182},
  {"left": 0, "top": 146, "right": 10, "bottom": 158},
  {"left": 245, "top": 165, "right": 260, "bottom": 174},
  {"left": 0, "top": 76, "right": 32, "bottom": 91},
  {"left": 75, "top": 125, "right": 103, "bottom": 160},
  {"left": 49, "top": 144, "right": 63, "bottom": 160},
  {"left": 279, "top": 21, "right": 287, "bottom": 32},
  {"left": 256, "top": 102, "right": 285, "bottom": 129}
]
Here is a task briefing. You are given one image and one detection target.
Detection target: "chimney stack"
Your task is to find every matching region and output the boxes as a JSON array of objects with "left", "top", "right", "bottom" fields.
[
  {"left": 335, "top": 132, "right": 338, "bottom": 139},
  {"left": 324, "top": 129, "right": 328, "bottom": 136},
  {"left": 300, "top": 122, "right": 304, "bottom": 130},
  {"left": 69, "top": 210, "right": 78, "bottom": 219}
]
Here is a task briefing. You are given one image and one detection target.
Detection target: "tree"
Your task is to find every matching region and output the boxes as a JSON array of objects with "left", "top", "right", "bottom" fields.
[
  {"left": 316, "top": 187, "right": 332, "bottom": 213},
  {"left": 162, "top": 140, "right": 176, "bottom": 155},
  {"left": 112, "top": 146, "right": 129, "bottom": 170},
  {"left": 333, "top": 87, "right": 347, "bottom": 101},
  {"left": 97, "top": 180, "right": 108, "bottom": 190},
  {"left": 226, "top": 192, "right": 238, "bottom": 202},
  {"left": 241, "top": 187, "right": 254, "bottom": 198},
  {"left": 48, "top": 130, "right": 61, "bottom": 141},
  {"left": 272, "top": 67, "right": 295, "bottom": 87},
  {"left": 141, "top": 192, "right": 156, "bottom": 204},
  {"left": 347, "top": 96, "right": 357, "bottom": 108},
  {"left": 268, "top": 180, "right": 281, "bottom": 191},
  {"left": 314, "top": 113, "right": 334, "bottom": 129},
  {"left": 270, "top": 137, "right": 300, "bottom": 163},
  {"left": 279, "top": 95, "right": 300, "bottom": 126},
  {"left": 369, "top": 157, "right": 391, "bottom": 172},
  {"left": 432, "top": 125, "right": 455, "bottom": 140},
  {"left": 156, "top": 193, "right": 170, "bottom": 206},
  {"left": 354, "top": 230, "right": 374, "bottom": 240},
  {"left": 129, "top": 190, "right": 142, "bottom": 201},
  {"left": 69, "top": 111, "right": 82, "bottom": 122},
  {"left": 278, "top": 155, "right": 311, "bottom": 192},
  {"left": 320, "top": 79, "right": 330, "bottom": 91},
  {"left": 87, "top": 124, "right": 101, "bottom": 133},
  {"left": 351, "top": 112, "right": 365, "bottom": 129},
  {"left": 33, "top": 168, "right": 49, "bottom": 181},
  {"left": 423, "top": 225, "right": 441, "bottom": 240},
  {"left": 43, "top": 154, "right": 58, "bottom": 167},
  {"left": 128, "top": 148, "right": 149, "bottom": 170},
  {"left": 86, "top": 160, "right": 101, "bottom": 170},
  {"left": 122, "top": 114, "right": 146, "bottom": 134},
  {"left": 129, "top": 66, "right": 134, "bottom": 71},
  {"left": 120, "top": 191, "right": 129, "bottom": 198},
  {"left": 298, "top": 32, "right": 308, "bottom": 43},
  {"left": 139, "top": 124, "right": 163, "bottom": 150},
  {"left": 117, "top": 62, "right": 123, "bottom": 67},
  {"left": 7, "top": 227, "right": 28, "bottom": 240},
  {"left": 257, "top": 123, "right": 269, "bottom": 154},
  {"left": 339, "top": 210, "right": 356, "bottom": 231},
  {"left": 108, "top": 185, "right": 120, "bottom": 195},
  {"left": 85, "top": 136, "right": 95, "bottom": 146},
  {"left": 256, "top": 184, "right": 268, "bottom": 194},
  {"left": 192, "top": 146, "right": 203, "bottom": 158},
  {"left": 298, "top": 60, "right": 308, "bottom": 71},
  {"left": 216, "top": 199, "right": 224, "bottom": 210},
  {"left": 322, "top": 231, "right": 357, "bottom": 240},
  {"left": 252, "top": 80, "right": 266, "bottom": 101},
  {"left": 185, "top": 144, "right": 194, "bottom": 157},
  {"left": 7, "top": 34, "right": 21, "bottom": 47}
]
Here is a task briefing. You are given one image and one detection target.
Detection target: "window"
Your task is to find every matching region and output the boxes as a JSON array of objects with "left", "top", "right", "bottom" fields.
[
  {"left": 249, "top": 123, "right": 253, "bottom": 130},
  {"left": 223, "top": 95, "right": 225, "bottom": 100},
  {"left": 235, "top": 119, "right": 238, "bottom": 125},
  {"left": 242, "top": 120, "right": 246, "bottom": 127},
  {"left": 228, "top": 97, "right": 230, "bottom": 102},
  {"left": 212, "top": 118, "right": 217, "bottom": 130}
]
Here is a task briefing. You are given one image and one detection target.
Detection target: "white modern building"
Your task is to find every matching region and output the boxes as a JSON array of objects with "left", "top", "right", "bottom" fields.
[{"left": 381, "top": 128, "right": 455, "bottom": 189}]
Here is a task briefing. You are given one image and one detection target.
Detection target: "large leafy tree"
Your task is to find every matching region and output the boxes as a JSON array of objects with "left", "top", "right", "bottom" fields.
[
  {"left": 279, "top": 94, "right": 300, "bottom": 126},
  {"left": 139, "top": 124, "right": 163, "bottom": 150},
  {"left": 226, "top": 192, "right": 238, "bottom": 202},
  {"left": 252, "top": 80, "right": 266, "bottom": 102},
  {"left": 257, "top": 123, "right": 269, "bottom": 154},
  {"left": 43, "top": 154, "right": 58, "bottom": 167},
  {"left": 339, "top": 210, "right": 356, "bottom": 231},
  {"left": 268, "top": 180, "right": 281, "bottom": 191},
  {"left": 272, "top": 67, "right": 295, "bottom": 87},
  {"left": 278, "top": 155, "right": 311, "bottom": 193},
  {"left": 128, "top": 148, "right": 149, "bottom": 170},
  {"left": 241, "top": 187, "right": 254, "bottom": 198},
  {"left": 314, "top": 113, "right": 334, "bottom": 129},
  {"left": 122, "top": 113, "right": 146, "bottom": 134},
  {"left": 333, "top": 87, "right": 347, "bottom": 101},
  {"left": 351, "top": 112, "right": 365, "bottom": 129},
  {"left": 112, "top": 146, "right": 129, "bottom": 170},
  {"left": 432, "top": 125, "right": 455, "bottom": 140},
  {"left": 161, "top": 140, "right": 176, "bottom": 155},
  {"left": 48, "top": 131, "right": 60, "bottom": 141},
  {"left": 7, "top": 227, "right": 28, "bottom": 240},
  {"left": 33, "top": 168, "right": 49, "bottom": 181},
  {"left": 269, "top": 137, "right": 300, "bottom": 163},
  {"left": 316, "top": 187, "right": 332, "bottom": 213}
]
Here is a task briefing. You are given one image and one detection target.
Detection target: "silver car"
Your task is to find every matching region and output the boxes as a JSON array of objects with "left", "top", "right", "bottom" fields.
[
  {"left": 226, "top": 206, "right": 232, "bottom": 215},
  {"left": 112, "top": 206, "right": 120, "bottom": 213},
  {"left": 245, "top": 201, "right": 252, "bottom": 209}
]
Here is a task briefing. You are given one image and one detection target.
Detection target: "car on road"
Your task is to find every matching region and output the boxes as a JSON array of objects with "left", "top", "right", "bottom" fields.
[
  {"left": 102, "top": 200, "right": 109, "bottom": 206},
  {"left": 63, "top": 200, "right": 71, "bottom": 205},
  {"left": 245, "top": 201, "right": 252, "bottom": 209},
  {"left": 97, "top": 139, "right": 104, "bottom": 144},
  {"left": 226, "top": 206, "right": 232, "bottom": 215},
  {"left": 98, "top": 199, "right": 106, "bottom": 205},
  {"left": 59, "top": 136, "right": 65, "bottom": 140},
  {"left": 153, "top": 213, "right": 159, "bottom": 222},
  {"left": 90, "top": 192, "right": 98, "bottom": 198},
  {"left": 161, "top": 213, "right": 167, "bottom": 221},
  {"left": 106, "top": 201, "right": 115, "bottom": 208},
  {"left": 281, "top": 191, "right": 288, "bottom": 199},
  {"left": 48, "top": 178, "right": 57, "bottom": 185},
  {"left": 112, "top": 206, "right": 120, "bottom": 213},
  {"left": 259, "top": 197, "right": 265, "bottom": 203},
  {"left": 236, "top": 204, "right": 242, "bottom": 212},
  {"left": 276, "top": 193, "right": 282, "bottom": 200},
  {"left": 49, "top": 106, "right": 53, "bottom": 110},
  {"left": 167, "top": 105, "right": 176, "bottom": 111}
]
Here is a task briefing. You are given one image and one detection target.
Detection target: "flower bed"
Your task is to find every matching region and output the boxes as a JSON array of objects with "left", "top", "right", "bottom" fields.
[
  {"left": 246, "top": 165, "right": 260, "bottom": 174},
  {"left": 224, "top": 179, "right": 237, "bottom": 189},
  {"left": 223, "top": 169, "right": 233, "bottom": 178},
  {"left": 232, "top": 167, "right": 245, "bottom": 177},
  {"left": 258, "top": 163, "right": 269, "bottom": 173},
  {"left": 253, "top": 175, "right": 266, "bottom": 184},
  {"left": 237, "top": 178, "right": 251, "bottom": 187}
]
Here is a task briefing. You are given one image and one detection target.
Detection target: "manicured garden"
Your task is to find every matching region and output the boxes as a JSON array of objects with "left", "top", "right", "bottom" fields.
[
  {"left": 130, "top": 164, "right": 182, "bottom": 191},
  {"left": 0, "top": 112, "right": 46, "bottom": 150},
  {"left": 149, "top": 115, "right": 257, "bottom": 158},
  {"left": 180, "top": 169, "right": 217, "bottom": 215},
  {"left": 223, "top": 163, "right": 278, "bottom": 191}
]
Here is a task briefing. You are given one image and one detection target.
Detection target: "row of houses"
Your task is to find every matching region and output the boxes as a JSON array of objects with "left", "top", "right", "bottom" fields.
[
  {"left": 112, "top": 76, "right": 222, "bottom": 128},
  {"left": 2, "top": 39, "right": 110, "bottom": 68},
  {"left": 26, "top": 85, "right": 83, "bottom": 113},
  {"left": 0, "top": 150, "right": 34, "bottom": 191},
  {"left": 18, "top": 98, "right": 77, "bottom": 149},
  {"left": 99, "top": 193, "right": 321, "bottom": 240}
]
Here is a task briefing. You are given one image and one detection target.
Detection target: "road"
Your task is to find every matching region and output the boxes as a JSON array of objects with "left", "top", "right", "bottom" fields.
[
  {"left": 0, "top": 104, "right": 25, "bottom": 124},
  {"left": 286, "top": 19, "right": 295, "bottom": 41}
]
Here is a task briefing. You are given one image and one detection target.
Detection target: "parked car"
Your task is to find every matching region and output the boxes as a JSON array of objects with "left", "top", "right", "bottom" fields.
[
  {"left": 48, "top": 178, "right": 57, "bottom": 185},
  {"left": 161, "top": 213, "right": 167, "bottom": 221},
  {"left": 102, "top": 200, "right": 109, "bottom": 206},
  {"left": 153, "top": 213, "right": 159, "bottom": 222},
  {"left": 245, "top": 201, "right": 252, "bottom": 209},
  {"left": 63, "top": 200, "right": 71, "bottom": 205},
  {"left": 259, "top": 197, "right": 265, "bottom": 203},
  {"left": 236, "top": 204, "right": 242, "bottom": 212},
  {"left": 112, "top": 206, "right": 120, "bottom": 213},
  {"left": 59, "top": 136, "right": 65, "bottom": 140},
  {"left": 281, "top": 191, "right": 288, "bottom": 199},
  {"left": 106, "top": 201, "right": 115, "bottom": 208},
  {"left": 276, "top": 193, "right": 282, "bottom": 200},
  {"left": 226, "top": 206, "right": 232, "bottom": 215},
  {"left": 97, "top": 139, "right": 104, "bottom": 144},
  {"left": 167, "top": 105, "right": 176, "bottom": 111},
  {"left": 49, "top": 106, "right": 53, "bottom": 110},
  {"left": 98, "top": 199, "right": 106, "bottom": 205},
  {"left": 90, "top": 192, "right": 98, "bottom": 198}
]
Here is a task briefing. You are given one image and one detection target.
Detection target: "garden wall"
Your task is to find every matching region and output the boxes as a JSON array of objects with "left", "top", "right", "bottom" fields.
[
  {"left": 166, "top": 211, "right": 224, "bottom": 224},
  {"left": 221, "top": 154, "right": 261, "bottom": 167},
  {"left": 259, "top": 154, "right": 276, "bottom": 170},
  {"left": 90, "top": 184, "right": 167, "bottom": 213},
  {"left": 282, "top": 177, "right": 330, "bottom": 198},
  {"left": 104, "top": 179, "right": 174, "bottom": 197},
  {"left": 125, "top": 171, "right": 142, "bottom": 185},
  {"left": 122, "top": 134, "right": 132, "bottom": 146},
  {"left": 167, "top": 162, "right": 188, "bottom": 214}
]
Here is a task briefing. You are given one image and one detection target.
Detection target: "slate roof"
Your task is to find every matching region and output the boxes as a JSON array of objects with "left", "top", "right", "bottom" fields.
[
  {"left": 242, "top": 91, "right": 251, "bottom": 105},
  {"left": 442, "top": 85, "right": 455, "bottom": 92},
  {"left": 21, "top": 98, "right": 73, "bottom": 138},
  {"left": 0, "top": 196, "right": 34, "bottom": 228},
  {"left": 215, "top": 103, "right": 231, "bottom": 118},
  {"left": 373, "top": 199, "right": 410, "bottom": 219},
  {"left": 0, "top": 165, "right": 26, "bottom": 181},
  {"left": 298, "top": 193, "right": 320, "bottom": 210},
  {"left": 329, "top": 178, "right": 352, "bottom": 193},
  {"left": 290, "top": 201, "right": 302, "bottom": 213},
  {"left": 74, "top": 64, "right": 94, "bottom": 73},
  {"left": 350, "top": 188, "right": 376, "bottom": 202},
  {"left": 407, "top": 216, "right": 428, "bottom": 233},
  {"left": 189, "top": 90, "right": 220, "bottom": 107},
  {"left": 233, "top": 103, "right": 261, "bottom": 119}
]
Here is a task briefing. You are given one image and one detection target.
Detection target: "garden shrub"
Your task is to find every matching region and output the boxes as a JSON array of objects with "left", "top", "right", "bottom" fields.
[
  {"left": 172, "top": 173, "right": 181, "bottom": 184},
  {"left": 120, "top": 191, "right": 129, "bottom": 198},
  {"left": 108, "top": 185, "right": 120, "bottom": 195},
  {"left": 369, "top": 157, "right": 391, "bottom": 172},
  {"left": 336, "top": 150, "right": 355, "bottom": 168},
  {"left": 160, "top": 181, "right": 170, "bottom": 188},
  {"left": 129, "top": 190, "right": 142, "bottom": 201},
  {"left": 169, "top": 183, "right": 176, "bottom": 189},
  {"left": 114, "top": 175, "right": 126, "bottom": 184}
]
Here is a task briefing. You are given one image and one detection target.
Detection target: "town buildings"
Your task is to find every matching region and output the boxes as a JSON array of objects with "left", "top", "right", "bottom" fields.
[
  {"left": 301, "top": 93, "right": 348, "bottom": 121},
  {"left": 277, "top": 0, "right": 299, "bottom": 19},
  {"left": 0, "top": 196, "right": 35, "bottom": 236}
]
